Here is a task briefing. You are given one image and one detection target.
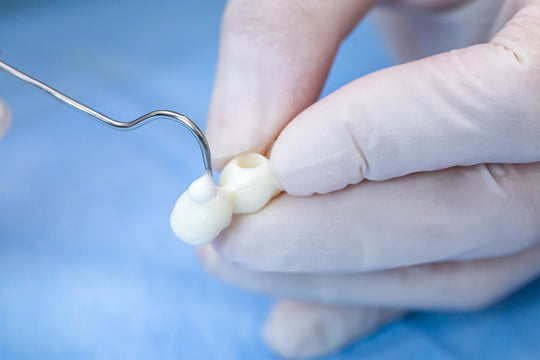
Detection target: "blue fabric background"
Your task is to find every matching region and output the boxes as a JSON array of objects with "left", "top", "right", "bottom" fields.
[{"left": 0, "top": 1, "right": 538, "bottom": 359}]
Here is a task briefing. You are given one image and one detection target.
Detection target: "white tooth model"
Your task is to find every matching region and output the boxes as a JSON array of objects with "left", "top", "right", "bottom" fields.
[{"left": 170, "top": 153, "right": 282, "bottom": 246}]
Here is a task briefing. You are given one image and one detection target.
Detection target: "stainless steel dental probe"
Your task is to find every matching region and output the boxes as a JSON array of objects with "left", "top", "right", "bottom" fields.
[{"left": 0, "top": 59, "right": 214, "bottom": 179}]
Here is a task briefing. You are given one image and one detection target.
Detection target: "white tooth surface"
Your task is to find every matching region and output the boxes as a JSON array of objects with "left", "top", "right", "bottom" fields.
[
  {"left": 170, "top": 187, "right": 233, "bottom": 246},
  {"left": 219, "top": 153, "right": 282, "bottom": 214}
]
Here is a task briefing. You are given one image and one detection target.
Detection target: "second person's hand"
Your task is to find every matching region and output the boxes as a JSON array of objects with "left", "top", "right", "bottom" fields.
[{"left": 0, "top": 99, "right": 10, "bottom": 139}]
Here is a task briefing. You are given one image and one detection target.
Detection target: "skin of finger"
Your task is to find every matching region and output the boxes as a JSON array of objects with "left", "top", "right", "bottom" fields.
[
  {"left": 0, "top": 99, "right": 11, "bottom": 138},
  {"left": 212, "top": 162, "right": 540, "bottom": 273},
  {"left": 263, "top": 300, "right": 405, "bottom": 359},
  {"left": 197, "top": 242, "right": 540, "bottom": 310},
  {"left": 270, "top": 1, "right": 540, "bottom": 196},
  {"left": 373, "top": 0, "right": 503, "bottom": 64},
  {"left": 205, "top": 0, "right": 376, "bottom": 170}
]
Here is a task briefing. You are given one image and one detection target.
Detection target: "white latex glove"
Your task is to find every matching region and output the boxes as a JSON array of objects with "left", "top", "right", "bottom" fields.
[
  {"left": 0, "top": 99, "right": 10, "bottom": 138},
  {"left": 203, "top": 0, "right": 540, "bottom": 358}
]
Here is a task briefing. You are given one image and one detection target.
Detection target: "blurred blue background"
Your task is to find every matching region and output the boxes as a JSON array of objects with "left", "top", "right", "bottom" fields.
[{"left": 0, "top": 1, "right": 538, "bottom": 359}]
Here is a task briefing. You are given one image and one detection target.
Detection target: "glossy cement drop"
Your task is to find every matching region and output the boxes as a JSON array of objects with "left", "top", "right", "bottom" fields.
[{"left": 188, "top": 171, "right": 217, "bottom": 202}]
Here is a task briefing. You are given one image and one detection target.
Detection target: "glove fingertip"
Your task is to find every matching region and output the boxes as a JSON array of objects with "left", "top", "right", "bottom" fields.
[{"left": 263, "top": 300, "right": 406, "bottom": 359}]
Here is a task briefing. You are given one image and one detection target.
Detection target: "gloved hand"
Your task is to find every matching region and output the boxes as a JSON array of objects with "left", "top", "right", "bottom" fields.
[
  {"left": 201, "top": 0, "right": 540, "bottom": 358},
  {"left": 0, "top": 99, "right": 10, "bottom": 138}
]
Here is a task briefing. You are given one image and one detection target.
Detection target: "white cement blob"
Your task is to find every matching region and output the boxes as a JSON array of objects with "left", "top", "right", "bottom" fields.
[{"left": 188, "top": 171, "right": 217, "bottom": 203}]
